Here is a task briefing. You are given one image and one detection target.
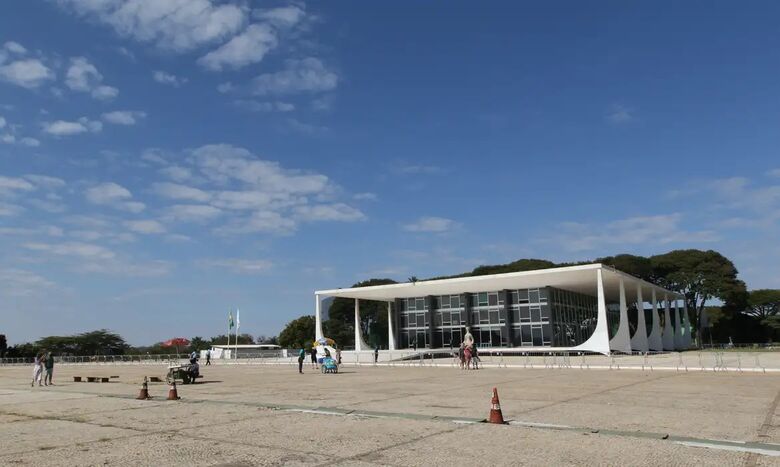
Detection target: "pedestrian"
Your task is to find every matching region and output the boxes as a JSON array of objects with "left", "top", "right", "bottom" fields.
[
  {"left": 190, "top": 350, "right": 198, "bottom": 362},
  {"left": 297, "top": 346, "right": 305, "bottom": 374},
  {"left": 464, "top": 345, "right": 472, "bottom": 370},
  {"left": 310, "top": 346, "right": 317, "bottom": 369},
  {"left": 458, "top": 343, "right": 465, "bottom": 370},
  {"left": 336, "top": 348, "right": 342, "bottom": 365},
  {"left": 472, "top": 345, "right": 480, "bottom": 370},
  {"left": 31, "top": 353, "right": 43, "bottom": 387},
  {"left": 205, "top": 349, "right": 211, "bottom": 365},
  {"left": 44, "top": 351, "right": 54, "bottom": 386},
  {"left": 374, "top": 346, "right": 379, "bottom": 364}
]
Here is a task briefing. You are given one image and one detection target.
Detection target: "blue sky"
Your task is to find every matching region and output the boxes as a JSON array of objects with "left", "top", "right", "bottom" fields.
[{"left": 1, "top": 1, "right": 779, "bottom": 345}]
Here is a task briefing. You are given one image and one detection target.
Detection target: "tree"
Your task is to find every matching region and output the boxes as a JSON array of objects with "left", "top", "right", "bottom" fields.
[
  {"left": 325, "top": 278, "right": 398, "bottom": 348},
  {"left": 650, "top": 250, "right": 747, "bottom": 344},
  {"left": 189, "top": 336, "right": 209, "bottom": 352},
  {"left": 0, "top": 334, "right": 7, "bottom": 358},
  {"left": 34, "top": 329, "right": 127, "bottom": 355},
  {"left": 208, "top": 334, "right": 254, "bottom": 345},
  {"left": 278, "top": 316, "right": 315, "bottom": 348},
  {"left": 256, "top": 335, "right": 278, "bottom": 345},
  {"left": 744, "top": 289, "right": 780, "bottom": 319},
  {"left": 596, "top": 254, "right": 653, "bottom": 281}
]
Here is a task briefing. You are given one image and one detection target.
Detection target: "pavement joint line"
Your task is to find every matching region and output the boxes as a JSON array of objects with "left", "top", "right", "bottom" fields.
[
  {"left": 744, "top": 387, "right": 780, "bottom": 467},
  {"left": 7, "top": 384, "right": 780, "bottom": 458}
]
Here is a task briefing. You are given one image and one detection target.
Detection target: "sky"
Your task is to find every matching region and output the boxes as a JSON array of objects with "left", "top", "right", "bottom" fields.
[{"left": 1, "top": 1, "right": 779, "bottom": 345}]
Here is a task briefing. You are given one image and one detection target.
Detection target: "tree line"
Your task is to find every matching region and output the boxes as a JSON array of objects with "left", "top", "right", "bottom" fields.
[
  {"left": 276, "top": 249, "right": 779, "bottom": 349},
  {"left": 0, "top": 330, "right": 278, "bottom": 359}
]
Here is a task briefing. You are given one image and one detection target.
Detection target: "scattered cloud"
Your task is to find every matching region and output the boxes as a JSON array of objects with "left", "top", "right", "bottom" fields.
[
  {"left": 54, "top": 0, "right": 247, "bottom": 52},
  {"left": 546, "top": 213, "right": 718, "bottom": 252},
  {"left": 1, "top": 114, "right": 41, "bottom": 146},
  {"left": 24, "top": 241, "right": 115, "bottom": 260},
  {"left": 353, "top": 192, "right": 377, "bottom": 201},
  {"left": 165, "top": 204, "right": 222, "bottom": 223},
  {"left": 767, "top": 168, "right": 780, "bottom": 178},
  {"left": 606, "top": 103, "right": 633, "bottom": 124},
  {"left": 102, "top": 110, "right": 147, "bottom": 125},
  {"left": 403, "top": 216, "right": 457, "bottom": 233},
  {"left": 253, "top": 5, "right": 306, "bottom": 29},
  {"left": 64, "top": 57, "right": 118, "bottom": 100},
  {"left": 124, "top": 219, "right": 166, "bottom": 234},
  {"left": 252, "top": 58, "right": 338, "bottom": 96},
  {"left": 391, "top": 163, "right": 445, "bottom": 175},
  {"left": 0, "top": 42, "right": 54, "bottom": 89},
  {"left": 0, "top": 175, "right": 35, "bottom": 195},
  {"left": 152, "top": 70, "right": 187, "bottom": 87},
  {"left": 84, "top": 182, "right": 145, "bottom": 213},
  {"left": 293, "top": 203, "right": 366, "bottom": 222},
  {"left": 0, "top": 268, "right": 57, "bottom": 297},
  {"left": 234, "top": 100, "right": 295, "bottom": 112},
  {"left": 199, "top": 258, "right": 273, "bottom": 274},
  {"left": 199, "top": 23, "right": 277, "bottom": 71},
  {"left": 152, "top": 182, "right": 210, "bottom": 202},
  {"left": 42, "top": 117, "right": 102, "bottom": 136}
]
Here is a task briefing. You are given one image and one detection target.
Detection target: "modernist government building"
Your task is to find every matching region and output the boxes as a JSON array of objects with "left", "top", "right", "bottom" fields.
[{"left": 315, "top": 264, "right": 692, "bottom": 355}]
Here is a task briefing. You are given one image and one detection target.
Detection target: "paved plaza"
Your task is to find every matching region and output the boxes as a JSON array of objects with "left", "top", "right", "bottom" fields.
[{"left": 1, "top": 362, "right": 778, "bottom": 466}]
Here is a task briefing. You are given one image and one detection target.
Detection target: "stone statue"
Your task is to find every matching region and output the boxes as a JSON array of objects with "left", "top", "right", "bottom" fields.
[{"left": 463, "top": 326, "right": 474, "bottom": 348}]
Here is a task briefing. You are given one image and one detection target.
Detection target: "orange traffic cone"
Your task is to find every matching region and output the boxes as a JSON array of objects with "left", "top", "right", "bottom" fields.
[
  {"left": 488, "top": 387, "right": 505, "bottom": 424},
  {"left": 136, "top": 377, "right": 150, "bottom": 400},
  {"left": 167, "top": 381, "right": 180, "bottom": 400}
]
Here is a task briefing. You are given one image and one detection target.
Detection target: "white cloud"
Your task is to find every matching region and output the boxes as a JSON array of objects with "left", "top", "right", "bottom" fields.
[
  {"left": 217, "top": 82, "right": 233, "bottom": 93},
  {"left": 43, "top": 117, "right": 102, "bottom": 136},
  {"left": 0, "top": 268, "right": 56, "bottom": 297},
  {"left": 125, "top": 219, "right": 166, "bottom": 234},
  {"left": 64, "top": 57, "right": 118, "bottom": 100},
  {"left": 158, "top": 165, "right": 191, "bottom": 182},
  {"left": 403, "top": 216, "right": 457, "bottom": 233},
  {"left": 0, "top": 175, "right": 35, "bottom": 195},
  {"left": 19, "top": 137, "right": 40, "bottom": 147},
  {"left": 85, "top": 182, "right": 145, "bottom": 212},
  {"left": 253, "top": 6, "right": 305, "bottom": 29},
  {"left": 198, "top": 23, "right": 278, "bottom": 71},
  {"left": 252, "top": 58, "right": 338, "bottom": 96},
  {"left": 165, "top": 204, "right": 222, "bottom": 222},
  {"left": 152, "top": 182, "right": 211, "bottom": 202},
  {"left": 3, "top": 41, "right": 27, "bottom": 55},
  {"left": 153, "top": 70, "right": 187, "bottom": 87},
  {"left": 102, "top": 110, "right": 146, "bottom": 125},
  {"left": 0, "top": 58, "right": 55, "bottom": 89},
  {"left": 234, "top": 100, "right": 295, "bottom": 112},
  {"left": 294, "top": 203, "right": 365, "bottom": 222},
  {"left": 353, "top": 192, "right": 377, "bottom": 201},
  {"left": 54, "top": 0, "right": 247, "bottom": 52},
  {"left": 606, "top": 104, "right": 633, "bottom": 124},
  {"left": 0, "top": 202, "right": 23, "bottom": 216},
  {"left": 200, "top": 258, "right": 273, "bottom": 274},
  {"left": 392, "top": 163, "right": 445, "bottom": 175},
  {"left": 24, "top": 241, "right": 115, "bottom": 260},
  {"left": 0, "top": 116, "right": 5, "bottom": 128},
  {"left": 24, "top": 174, "right": 65, "bottom": 189},
  {"left": 767, "top": 168, "right": 780, "bottom": 178},
  {"left": 547, "top": 213, "right": 718, "bottom": 252}
]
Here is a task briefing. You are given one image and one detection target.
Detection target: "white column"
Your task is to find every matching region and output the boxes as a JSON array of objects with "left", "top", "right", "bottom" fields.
[
  {"left": 647, "top": 289, "right": 663, "bottom": 351},
  {"left": 573, "top": 267, "right": 610, "bottom": 355},
  {"left": 673, "top": 299, "right": 683, "bottom": 350},
  {"left": 387, "top": 301, "right": 396, "bottom": 350},
  {"left": 609, "top": 278, "right": 632, "bottom": 354},
  {"left": 630, "top": 284, "right": 649, "bottom": 352},
  {"left": 354, "top": 299, "right": 370, "bottom": 352},
  {"left": 315, "top": 293, "right": 324, "bottom": 340},
  {"left": 662, "top": 295, "right": 675, "bottom": 350},
  {"left": 682, "top": 299, "right": 692, "bottom": 348}
]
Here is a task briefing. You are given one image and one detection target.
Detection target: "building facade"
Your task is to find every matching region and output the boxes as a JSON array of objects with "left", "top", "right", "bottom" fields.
[{"left": 315, "top": 264, "right": 692, "bottom": 355}]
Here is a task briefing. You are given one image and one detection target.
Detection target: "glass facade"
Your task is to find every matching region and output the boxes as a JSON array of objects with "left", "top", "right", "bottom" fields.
[{"left": 395, "top": 286, "right": 598, "bottom": 349}]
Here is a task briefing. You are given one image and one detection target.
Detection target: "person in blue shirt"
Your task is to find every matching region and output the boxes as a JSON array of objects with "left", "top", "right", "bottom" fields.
[{"left": 298, "top": 347, "right": 306, "bottom": 374}]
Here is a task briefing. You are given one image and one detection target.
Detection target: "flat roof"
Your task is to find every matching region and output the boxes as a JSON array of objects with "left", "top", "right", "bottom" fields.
[{"left": 315, "top": 263, "right": 683, "bottom": 303}]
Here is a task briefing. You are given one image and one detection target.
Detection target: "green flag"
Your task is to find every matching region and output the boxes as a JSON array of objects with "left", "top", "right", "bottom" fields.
[{"left": 228, "top": 310, "right": 234, "bottom": 330}]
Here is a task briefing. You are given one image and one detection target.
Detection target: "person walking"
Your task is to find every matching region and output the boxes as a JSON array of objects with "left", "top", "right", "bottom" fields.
[
  {"left": 205, "top": 349, "right": 211, "bottom": 365},
  {"left": 463, "top": 345, "right": 472, "bottom": 371},
  {"left": 44, "top": 351, "right": 54, "bottom": 385},
  {"left": 471, "top": 345, "right": 480, "bottom": 370},
  {"left": 336, "top": 348, "right": 342, "bottom": 365},
  {"left": 458, "top": 343, "right": 465, "bottom": 370},
  {"left": 374, "top": 346, "right": 379, "bottom": 364},
  {"left": 310, "top": 346, "right": 317, "bottom": 369},
  {"left": 31, "top": 353, "right": 43, "bottom": 387},
  {"left": 297, "top": 347, "right": 305, "bottom": 374}
]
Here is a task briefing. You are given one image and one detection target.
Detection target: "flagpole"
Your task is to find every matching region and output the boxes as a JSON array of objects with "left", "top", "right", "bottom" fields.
[
  {"left": 227, "top": 310, "right": 231, "bottom": 359},
  {"left": 235, "top": 308, "right": 240, "bottom": 360}
]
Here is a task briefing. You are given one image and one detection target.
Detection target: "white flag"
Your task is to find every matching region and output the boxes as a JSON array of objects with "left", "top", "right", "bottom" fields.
[{"left": 236, "top": 308, "right": 240, "bottom": 328}]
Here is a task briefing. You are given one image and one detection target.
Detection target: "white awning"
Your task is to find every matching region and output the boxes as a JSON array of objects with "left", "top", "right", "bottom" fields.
[{"left": 315, "top": 263, "right": 682, "bottom": 302}]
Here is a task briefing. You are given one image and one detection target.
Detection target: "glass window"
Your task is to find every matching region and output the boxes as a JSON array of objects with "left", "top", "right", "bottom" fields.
[
  {"left": 521, "top": 325, "right": 532, "bottom": 345},
  {"left": 488, "top": 293, "right": 498, "bottom": 306},
  {"left": 480, "top": 310, "right": 489, "bottom": 324},
  {"left": 416, "top": 298, "right": 425, "bottom": 310},
  {"left": 532, "top": 325, "right": 543, "bottom": 346},
  {"left": 478, "top": 292, "right": 488, "bottom": 306},
  {"left": 517, "top": 289, "right": 528, "bottom": 302},
  {"left": 400, "top": 314, "right": 408, "bottom": 328},
  {"left": 491, "top": 329, "right": 501, "bottom": 347},
  {"left": 440, "top": 295, "right": 450, "bottom": 308},
  {"left": 416, "top": 313, "right": 425, "bottom": 327},
  {"left": 531, "top": 306, "right": 541, "bottom": 322},
  {"left": 451, "top": 295, "right": 460, "bottom": 308},
  {"left": 529, "top": 289, "right": 540, "bottom": 303},
  {"left": 520, "top": 307, "right": 531, "bottom": 322},
  {"left": 489, "top": 310, "right": 499, "bottom": 324},
  {"left": 434, "top": 312, "right": 442, "bottom": 327}
]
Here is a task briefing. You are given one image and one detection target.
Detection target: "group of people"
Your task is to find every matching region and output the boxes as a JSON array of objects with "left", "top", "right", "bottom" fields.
[
  {"left": 298, "top": 345, "right": 342, "bottom": 373},
  {"left": 31, "top": 352, "right": 55, "bottom": 387}
]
